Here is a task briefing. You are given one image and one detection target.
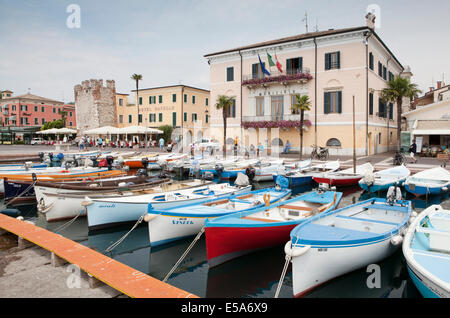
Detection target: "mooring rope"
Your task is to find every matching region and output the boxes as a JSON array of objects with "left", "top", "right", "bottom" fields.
[
  {"left": 53, "top": 209, "right": 84, "bottom": 234},
  {"left": 104, "top": 214, "right": 145, "bottom": 253},
  {"left": 163, "top": 226, "right": 205, "bottom": 283},
  {"left": 274, "top": 254, "right": 291, "bottom": 298}
]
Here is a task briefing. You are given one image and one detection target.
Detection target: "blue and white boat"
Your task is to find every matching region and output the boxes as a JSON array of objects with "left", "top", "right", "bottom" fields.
[
  {"left": 273, "top": 160, "right": 339, "bottom": 187},
  {"left": 145, "top": 187, "right": 292, "bottom": 247},
  {"left": 403, "top": 205, "right": 450, "bottom": 298},
  {"left": 285, "top": 197, "right": 412, "bottom": 297},
  {"left": 85, "top": 182, "right": 252, "bottom": 231},
  {"left": 0, "top": 163, "right": 47, "bottom": 171},
  {"left": 404, "top": 167, "right": 450, "bottom": 197},
  {"left": 359, "top": 164, "right": 410, "bottom": 192}
]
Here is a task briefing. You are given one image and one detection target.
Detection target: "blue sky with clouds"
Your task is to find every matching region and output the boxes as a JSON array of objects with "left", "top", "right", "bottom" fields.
[{"left": 0, "top": 0, "right": 448, "bottom": 102}]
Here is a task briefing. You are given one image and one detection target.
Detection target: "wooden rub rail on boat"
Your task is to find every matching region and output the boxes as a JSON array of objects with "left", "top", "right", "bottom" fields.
[{"left": 0, "top": 213, "right": 198, "bottom": 298}]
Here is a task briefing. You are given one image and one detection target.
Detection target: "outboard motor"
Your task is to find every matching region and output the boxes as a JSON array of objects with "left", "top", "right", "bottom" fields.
[
  {"left": 38, "top": 152, "right": 44, "bottom": 163},
  {"left": 141, "top": 158, "right": 149, "bottom": 170},
  {"left": 386, "top": 182, "right": 402, "bottom": 206},
  {"left": 90, "top": 156, "right": 99, "bottom": 167},
  {"left": 245, "top": 166, "right": 256, "bottom": 182},
  {"left": 202, "top": 171, "right": 215, "bottom": 181},
  {"left": 56, "top": 153, "right": 64, "bottom": 163},
  {"left": 136, "top": 168, "right": 148, "bottom": 177},
  {"left": 215, "top": 163, "right": 224, "bottom": 178},
  {"left": 106, "top": 155, "right": 114, "bottom": 171}
]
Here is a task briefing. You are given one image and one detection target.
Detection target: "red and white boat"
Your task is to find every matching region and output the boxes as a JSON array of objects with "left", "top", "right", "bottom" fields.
[{"left": 313, "top": 163, "right": 373, "bottom": 186}]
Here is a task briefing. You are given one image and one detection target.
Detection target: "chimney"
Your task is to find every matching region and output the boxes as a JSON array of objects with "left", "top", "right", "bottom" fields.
[
  {"left": 437, "top": 81, "right": 442, "bottom": 89},
  {"left": 365, "top": 12, "right": 376, "bottom": 30}
]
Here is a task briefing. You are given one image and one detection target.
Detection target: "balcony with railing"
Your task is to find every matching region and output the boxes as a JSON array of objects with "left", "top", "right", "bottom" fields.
[
  {"left": 242, "top": 68, "right": 313, "bottom": 87},
  {"left": 242, "top": 113, "right": 311, "bottom": 129}
]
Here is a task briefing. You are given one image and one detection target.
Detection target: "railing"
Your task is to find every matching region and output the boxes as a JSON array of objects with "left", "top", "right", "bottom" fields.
[
  {"left": 242, "top": 114, "right": 309, "bottom": 122},
  {"left": 242, "top": 68, "right": 312, "bottom": 86}
]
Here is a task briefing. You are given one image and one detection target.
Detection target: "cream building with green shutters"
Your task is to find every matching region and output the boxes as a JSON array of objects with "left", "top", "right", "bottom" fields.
[
  {"left": 130, "top": 85, "right": 210, "bottom": 144},
  {"left": 205, "top": 17, "right": 413, "bottom": 156}
]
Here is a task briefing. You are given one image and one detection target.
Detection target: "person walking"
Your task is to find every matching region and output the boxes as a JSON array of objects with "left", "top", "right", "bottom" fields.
[
  {"left": 159, "top": 137, "right": 165, "bottom": 151},
  {"left": 234, "top": 137, "right": 238, "bottom": 157},
  {"left": 409, "top": 140, "right": 418, "bottom": 163}
]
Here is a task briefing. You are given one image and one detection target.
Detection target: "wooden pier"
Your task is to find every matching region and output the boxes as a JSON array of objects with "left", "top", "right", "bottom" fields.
[{"left": 0, "top": 213, "right": 198, "bottom": 298}]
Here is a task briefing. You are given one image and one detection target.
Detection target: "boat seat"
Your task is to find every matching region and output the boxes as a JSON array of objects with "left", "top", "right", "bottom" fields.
[
  {"left": 335, "top": 214, "right": 399, "bottom": 226},
  {"left": 240, "top": 216, "right": 278, "bottom": 223},
  {"left": 280, "top": 204, "right": 328, "bottom": 212},
  {"left": 236, "top": 194, "right": 254, "bottom": 200},
  {"left": 202, "top": 199, "right": 230, "bottom": 206}
]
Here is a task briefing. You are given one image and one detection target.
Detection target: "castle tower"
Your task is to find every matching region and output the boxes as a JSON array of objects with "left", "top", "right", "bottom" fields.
[{"left": 74, "top": 79, "right": 117, "bottom": 132}]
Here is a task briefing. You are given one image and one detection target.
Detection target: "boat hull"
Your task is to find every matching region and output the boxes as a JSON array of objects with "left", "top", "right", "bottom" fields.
[
  {"left": 404, "top": 183, "right": 448, "bottom": 197},
  {"left": 359, "top": 179, "right": 406, "bottom": 192},
  {"left": 313, "top": 176, "right": 362, "bottom": 186},
  {"left": 291, "top": 235, "right": 402, "bottom": 297},
  {"left": 206, "top": 224, "right": 298, "bottom": 268}
]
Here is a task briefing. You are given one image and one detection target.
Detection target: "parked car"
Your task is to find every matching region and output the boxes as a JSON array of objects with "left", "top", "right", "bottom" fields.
[{"left": 31, "top": 138, "right": 43, "bottom": 145}]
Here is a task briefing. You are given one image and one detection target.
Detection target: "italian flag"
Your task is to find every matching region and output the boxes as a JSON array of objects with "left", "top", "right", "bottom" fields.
[{"left": 267, "top": 52, "right": 283, "bottom": 73}]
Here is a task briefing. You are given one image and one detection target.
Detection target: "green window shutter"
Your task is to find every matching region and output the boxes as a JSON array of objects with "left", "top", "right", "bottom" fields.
[
  {"left": 139, "top": 97, "right": 142, "bottom": 105},
  {"left": 206, "top": 98, "right": 208, "bottom": 106},
  {"left": 159, "top": 113, "right": 163, "bottom": 122},
  {"left": 325, "top": 53, "right": 330, "bottom": 70},
  {"left": 184, "top": 94, "right": 187, "bottom": 103},
  {"left": 298, "top": 57, "right": 303, "bottom": 71},
  {"left": 369, "top": 93, "right": 374, "bottom": 115},
  {"left": 172, "top": 94, "right": 176, "bottom": 102},
  {"left": 389, "top": 103, "right": 393, "bottom": 119},
  {"left": 337, "top": 91, "right": 342, "bottom": 113},
  {"left": 192, "top": 96, "right": 195, "bottom": 104},
  {"left": 184, "top": 112, "right": 187, "bottom": 122},
  {"left": 159, "top": 95, "right": 162, "bottom": 103},
  {"left": 336, "top": 52, "right": 341, "bottom": 69},
  {"left": 286, "top": 59, "right": 292, "bottom": 72},
  {"left": 172, "top": 112, "right": 176, "bottom": 127},
  {"left": 149, "top": 96, "right": 152, "bottom": 104},
  {"left": 252, "top": 63, "right": 259, "bottom": 78},
  {"left": 128, "top": 115, "right": 132, "bottom": 123},
  {"left": 206, "top": 114, "right": 208, "bottom": 123},
  {"left": 138, "top": 114, "right": 142, "bottom": 123},
  {"left": 324, "top": 92, "right": 330, "bottom": 114}
]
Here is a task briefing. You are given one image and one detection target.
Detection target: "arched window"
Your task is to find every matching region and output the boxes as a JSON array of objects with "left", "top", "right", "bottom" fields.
[
  {"left": 272, "top": 138, "right": 283, "bottom": 146},
  {"left": 326, "top": 138, "right": 341, "bottom": 147}
]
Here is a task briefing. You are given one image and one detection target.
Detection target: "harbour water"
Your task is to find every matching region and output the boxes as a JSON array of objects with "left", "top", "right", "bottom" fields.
[{"left": 3, "top": 175, "right": 449, "bottom": 298}]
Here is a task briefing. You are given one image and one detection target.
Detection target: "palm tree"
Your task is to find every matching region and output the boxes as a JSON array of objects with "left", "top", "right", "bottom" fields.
[
  {"left": 380, "top": 76, "right": 421, "bottom": 151},
  {"left": 291, "top": 94, "right": 311, "bottom": 159},
  {"left": 131, "top": 74, "right": 143, "bottom": 125},
  {"left": 215, "top": 95, "right": 235, "bottom": 158}
]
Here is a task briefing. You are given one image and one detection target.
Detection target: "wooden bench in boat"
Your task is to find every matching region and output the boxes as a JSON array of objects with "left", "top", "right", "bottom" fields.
[
  {"left": 202, "top": 199, "right": 230, "bottom": 207},
  {"left": 280, "top": 204, "right": 329, "bottom": 213},
  {"left": 236, "top": 194, "right": 254, "bottom": 200}
]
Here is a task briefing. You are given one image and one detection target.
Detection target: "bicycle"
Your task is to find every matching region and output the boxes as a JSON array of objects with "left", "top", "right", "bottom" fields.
[
  {"left": 310, "top": 145, "right": 329, "bottom": 161},
  {"left": 393, "top": 148, "right": 406, "bottom": 166}
]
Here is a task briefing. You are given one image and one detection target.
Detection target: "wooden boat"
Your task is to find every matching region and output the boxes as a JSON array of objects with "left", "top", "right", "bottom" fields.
[
  {"left": 35, "top": 177, "right": 187, "bottom": 223},
  {"left": 359, "top": 164, "right": 410, "bottom": 192},
  {"left": 123, "top": 154, "right": 159, "bottom": 169},
  {"left": 5, "top": 174, "right": 166, "bottom": 203},
  {"left": 85, "top": 182, "right": 252, "bottom": 231},
  {"left": 205, "top": 190, "right": 342, "bottom": 268},
  {"left": 404, "top": 167, "right": 450, "bottom": 197},
  {"left": 313, "top": 162, "right": 373, "bottom": 186},
  {"left": 146, "top": 187, "right": 292, "bottom": 247},
  {"left": 403, "top": 205, "right": 450, "bottom": 298},
  {"left": 273, "top": 160, "right": 340, "bottom": 187},
  {"left": 287, "top": 197, "right": 412, "bottom": 297},
  {"left": 252, "top": 159, "right": 286, "bottom": 182}
]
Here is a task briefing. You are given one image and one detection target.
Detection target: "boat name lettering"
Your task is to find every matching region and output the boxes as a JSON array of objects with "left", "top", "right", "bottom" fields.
[
  {"left": 99, "top": 204, "right": 116, "bottom": 208},
  {"left": 318, "top": 248, "right": 328, "bottom": 252},
  {"left": 172, "top": 218, "right": 194, "bottom": 225}
]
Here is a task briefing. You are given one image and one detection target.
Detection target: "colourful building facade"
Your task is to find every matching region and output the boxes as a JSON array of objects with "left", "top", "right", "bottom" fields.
[{"left": 205, "top": 22, "right": 410, "bottom": 156}]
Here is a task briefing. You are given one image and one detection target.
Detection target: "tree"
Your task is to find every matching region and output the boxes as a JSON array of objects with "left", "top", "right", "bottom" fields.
[
  {"left": 158, "top": 125, "right": 174, "bottom": 144},
  {"left": 131, "top": 74, "right": 143, "bottom": 125},
  {"left": 291, "top": 94, "right": 311, "bottom": 159},
  {"left": 215, "top": 95, "right": 234, "bottom": 158},
  {"left": 380, "top": 76, "right": 421, "bottom": 151}
]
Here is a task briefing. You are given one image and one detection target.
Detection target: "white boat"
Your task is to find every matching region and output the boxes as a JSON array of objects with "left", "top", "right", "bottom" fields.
[
  {"left": 359, "top": 164, "right": 410, "bottom": 192},
  {"left": 85, "top": 182, "right": 252, "bottom": 231},
  {"left": 313, "top": 162, "right": 374, "bottom": 186},
  {"left": 145, "top": 187, "right": 292, "bottom": 247},
  {"left": 404, "top": 167, "right": 450, "bottom": 197},
  {"left": 286, "top": 197, "right": 412, "bottom": 297},
  {"left": 253, "top": 159, "right": 286, "bottom": 182},
  {"left": 35, "top": 176, "right": 173, "bottom": 222},
  {"left": 403, "top": 205, "right": 450, "bottom": 298}
]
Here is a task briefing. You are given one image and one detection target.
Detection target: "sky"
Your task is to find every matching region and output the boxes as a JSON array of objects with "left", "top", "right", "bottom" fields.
[{"left": 0, "top": 0, "right": 449, "bottom": 103}]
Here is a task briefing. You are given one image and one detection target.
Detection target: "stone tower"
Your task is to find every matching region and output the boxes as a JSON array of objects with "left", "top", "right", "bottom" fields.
[{"left": 74, "top": 79, "right": 117, "bottom": 132}]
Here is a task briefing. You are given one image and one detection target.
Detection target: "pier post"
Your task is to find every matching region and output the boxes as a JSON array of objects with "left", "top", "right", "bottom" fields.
[
  {"left": 88, "top": 273, "right": 104, "bottom": 289},
  {"left": 51, "top": 252, "right": 68, "bottom": 267},
  {"left": 17, "top": 236, "right": 33, "bottom": 250}
]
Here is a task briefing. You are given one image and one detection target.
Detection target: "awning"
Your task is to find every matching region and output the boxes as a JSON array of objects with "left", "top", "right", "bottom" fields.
[
  {"left": 412, "top": 129, "right": 450, "bottom": 135},
  {"left": 411, "top": 120, "right": 450, "bottom": 135}
]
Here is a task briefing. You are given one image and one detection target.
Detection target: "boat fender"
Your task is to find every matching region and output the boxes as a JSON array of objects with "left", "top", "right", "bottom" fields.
[
  {"left": 1, "top": 208, "right": 21, "bottom": 217},
  {"left": 144, "top": 214, "right": 158, "bottom": 222},
  {"left": 284, "top": 242, "right": 311, "bottom": 258},
  {"left": 442, "top": 187, "right": 448, "bottom": 191},
  {"left": 16, "top": 216, "right": 24, "bottom": 221},
  {"left": 81, "top": 200, "right": 93, "bottom": 207},
  {"left": 390, "top": 235, "right": 403, "bottom": 246}
]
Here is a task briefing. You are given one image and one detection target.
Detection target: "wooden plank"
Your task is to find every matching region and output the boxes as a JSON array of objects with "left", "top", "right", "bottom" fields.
[
  {"left": 0, "top": 214, "right": 197, "bottom": 298},
  {"left": 241, "top": 216, "right": 278, "bottom": 223}
]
